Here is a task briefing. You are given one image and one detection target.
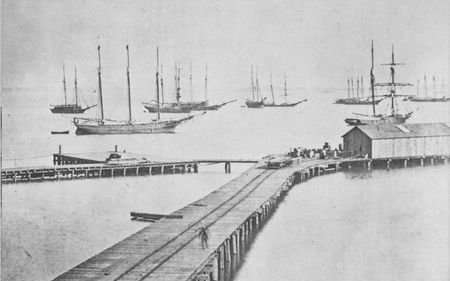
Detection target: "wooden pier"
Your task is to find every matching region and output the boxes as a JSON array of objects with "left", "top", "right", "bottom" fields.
[
  {"left": 1, "top": 161, "right": 200, "bottom": 183},
  {"left": 52, "top": 155, "right": 450, "bottom": 281},
  {"left": 2, "top": 148, "right": 259, "bottom": 184}
]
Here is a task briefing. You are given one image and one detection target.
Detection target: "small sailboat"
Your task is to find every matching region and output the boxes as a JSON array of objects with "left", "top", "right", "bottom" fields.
[
  {"left": 50, "top": 66, "right": 96, "bottom": 114},
  {"left": 409, "top": 75, "right": 450, "bottom": 102},
  {"left": 51, "top": 130, "right": 70, "bottom": 134},
  {"left": 73, "top": 45, "right": 194, "bottom": 135},
  {"left": 264, "top": 74, "right": 307, "bottom": 107},
  {"left": 345, "top": 41, "right": 413, "bottom": 125},
  {"left": 245, "top": 65, "right": 266, "bottom": 108}
]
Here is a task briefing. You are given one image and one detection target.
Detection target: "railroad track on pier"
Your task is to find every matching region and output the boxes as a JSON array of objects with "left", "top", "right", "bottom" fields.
[{"left": 55, "top": 167, "right": 276, "bottom": 281}]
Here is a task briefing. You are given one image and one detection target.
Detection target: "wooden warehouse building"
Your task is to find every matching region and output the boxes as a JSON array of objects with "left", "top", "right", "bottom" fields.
[{"left": 342, "top": 123, "right": 450, "bottom": 159}]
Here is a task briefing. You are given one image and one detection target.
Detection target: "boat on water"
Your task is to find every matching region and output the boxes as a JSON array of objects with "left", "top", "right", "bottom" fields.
[
  {"left": 334, "top": 75, "right": 383, "bottom": 105},
  {"left": 264, "top": 74, "right": 307, "bottom": 107},
  {"left": 409, "top": 75, "right": 450, "bottom": 102},
  {"left": 245, "top": 65, "right": 265, "bottom": 108},
  {"left": 73, "top": 45, "right": 195, "bottom": 135},
  {"left": 344, "top": 41, "right": 413, "bottom": 126},
  {"left": 143, "top": 102, "right": 194, "bottom": 113},
  {"left": 50, "top": 66, "right": 96, "bottom": 114},
  {"left": 51, "top": 130, "right": 70, "bottom": 134},
  {"left": 143, "top": 62, "right": 205, "bottom": 113}
]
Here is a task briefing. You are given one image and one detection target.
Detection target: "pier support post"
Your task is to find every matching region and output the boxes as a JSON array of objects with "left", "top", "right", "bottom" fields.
[
  {"left": 367, "top": 160, "right": 372, "bottom": 170},
  {"left": 444, "top": 157, "right": 448, "bottom": 165},
  {"left": 404, "top": 159, "right": 408, "bottom": 168},
  {"left": 420, "top": 158, "right": 424, "bottom": 166},
  {"left": 430, "top": 157, "right": 434, "bottom": 165},
  {"left": 386, "top": 159, "right": 391, "bottom": 170},
  {"left": 235, "top": 231, "right": 241, "bottom": 264},
  {"left": 217, "top": 247, "right": 225, "bottom": 281},
  {"left": 194, "top": 164, "right": 198, "bottom": 173}
]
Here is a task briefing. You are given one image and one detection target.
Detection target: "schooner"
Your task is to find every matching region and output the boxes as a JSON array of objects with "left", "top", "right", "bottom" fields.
[
  {"left": 344, "top": 41, "right": 413, "bottom": 125},
  {"left": 50, "top": 65, "right": 96, "bottom": 114},
  {"left": 73, "top": 45, "right": 194, "bottom": 135}
]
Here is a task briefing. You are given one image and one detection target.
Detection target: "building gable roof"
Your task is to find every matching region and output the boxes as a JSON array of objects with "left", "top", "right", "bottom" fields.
[{"left": 342, "top": 123, "right": 450, "bottom": 140}]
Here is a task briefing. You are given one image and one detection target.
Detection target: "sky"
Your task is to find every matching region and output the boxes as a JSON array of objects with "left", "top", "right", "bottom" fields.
[{"left": 1, "top": 0, "right": 449, "bottom": 100}]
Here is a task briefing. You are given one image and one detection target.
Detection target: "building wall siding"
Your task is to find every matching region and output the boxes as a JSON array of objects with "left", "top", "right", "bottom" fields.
[
  {"left": 343, "top": 129, "right": 372, "bottom": 157},
  {"left": 371, "top": 136, "right": 450, "bottom": 158}
]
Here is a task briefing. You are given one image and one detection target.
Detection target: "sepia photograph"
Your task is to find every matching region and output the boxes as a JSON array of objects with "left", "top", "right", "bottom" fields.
[{"left": 1, "top": 0, "right": 448, "bottom": 280}]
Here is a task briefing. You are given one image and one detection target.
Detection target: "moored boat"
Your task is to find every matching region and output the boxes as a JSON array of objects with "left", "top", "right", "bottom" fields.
[
  {"left": 73, "top": 45, "right": 196, "bottom": 135},
  {"left": 245, "top": 65, "right": 265, "bottom": 108},
  {"left": 264, "top": 74, "right": 307, "bottom": 107},
  {"left": 50, "top": 66, "right": 96, "bottom": 114},
  {"left": 344, "top": 41, "right": 413, "bottom": 126}
]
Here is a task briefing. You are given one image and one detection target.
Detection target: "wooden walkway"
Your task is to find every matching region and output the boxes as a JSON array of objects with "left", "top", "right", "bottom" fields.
[
  {"left": 53, "top": 157, "right": 364, "bottom": 281},
  {"left": 52, "top": 155, "right": 448, "bottom": 281}
]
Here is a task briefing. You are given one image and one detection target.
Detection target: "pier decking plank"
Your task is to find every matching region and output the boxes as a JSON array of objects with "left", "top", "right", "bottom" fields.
[{"left": 53, "top": 158, "right": 344, "bottom": 281}]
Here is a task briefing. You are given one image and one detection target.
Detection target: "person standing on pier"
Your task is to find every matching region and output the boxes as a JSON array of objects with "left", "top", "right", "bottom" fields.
[{"left": 198, "top": 226, "right": 209, "bottom": 249}]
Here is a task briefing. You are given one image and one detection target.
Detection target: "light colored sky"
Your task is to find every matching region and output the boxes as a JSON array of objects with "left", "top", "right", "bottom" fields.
[{"left": 1, "top": 0, "right": 448, "bottom": 98}]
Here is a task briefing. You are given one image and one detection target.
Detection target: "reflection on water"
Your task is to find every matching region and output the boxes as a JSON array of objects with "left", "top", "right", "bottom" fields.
[{"left": 234, "top": 166, "right": 449, "bottom": 281}]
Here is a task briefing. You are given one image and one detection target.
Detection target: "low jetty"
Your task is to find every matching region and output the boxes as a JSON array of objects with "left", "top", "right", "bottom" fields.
[
  {"left": 52, "top": 154, "right": 448, "bottom": 281},
  {"left": 1, "top": 148, "right": 258, "bottom": 183}
]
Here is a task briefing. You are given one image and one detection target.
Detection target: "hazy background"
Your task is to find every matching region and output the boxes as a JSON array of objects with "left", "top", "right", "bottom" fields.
[{"left": 2, "top": 0, "right": 449, "bottom": 111}]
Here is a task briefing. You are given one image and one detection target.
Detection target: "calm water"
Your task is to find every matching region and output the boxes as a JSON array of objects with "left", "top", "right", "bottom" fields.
[
  {"left": 234, "top": 166, "right": 449, "bottom": 281},
  {"left": 1, "top": 87, "right": 449, "bottom": 281}
]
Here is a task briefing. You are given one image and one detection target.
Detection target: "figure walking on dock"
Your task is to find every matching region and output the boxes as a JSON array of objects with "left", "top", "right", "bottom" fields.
[{"left": 198, "top": 226, "right": 209, "bottom": 249}]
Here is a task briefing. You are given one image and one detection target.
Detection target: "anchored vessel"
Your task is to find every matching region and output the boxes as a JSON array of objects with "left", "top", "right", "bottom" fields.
[
  {"left": 74, "top": 46, "right": 194, "bottom": 135},
  {"left": 345, "top": 42, "right": 413, "bottom": 125},
  {"left": 245, "top": 65, "right": 266, "bottom": 108},
  {"left": 409, "top": 75, "right": 450, "bottom": 102},
  {"left": 335, "top": 75, "right": 383, "bottom": 105},
  {"left": 50, "top": 66, "right": 96, "bottom": 114},
  {"left": 264, "top": 73, "right": 307, "bottom": 107}
]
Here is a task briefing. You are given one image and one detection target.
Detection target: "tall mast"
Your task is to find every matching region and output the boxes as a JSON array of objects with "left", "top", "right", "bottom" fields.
[
  {"left": 160, "top": 64, "right": 164, "bottom": 105},
  {"left": 156, "top": 47, "right": 160, "bottom": 120},
  {"left": 97, "top": 45, "right": 104, "bottom": 121},
  {"left": 347, "top": 77, "right": 350, "bottom": 98},
  {"left": 189, "top": 61, "right": 193, "bottom": 102},
  {"left": 126, "top": 45, "right": 132, "bottom": 123},
  {"left": 256, "top": 66, "right": 260, "bottom": 101},
  {"left": 270, "top": 71, "right": 275, "bottom": 104},
  {"left": 370, "top": 40, "right": 376, "bottom": 115},
  {"left": 416, "top": 79, "right": 420, "bottom": 97},
  {"left": 361, "top": 76, "right": 364, "bottom": 97},
  {"left": 177, "top": 67, "right": 181, "bottom": 104},
  {"left": 284, "top": 74, "right": 287, "bottom": 97},
  {"left": 389, "top": 45, "right": 396, "bottom": 115},
  {"left": 63, "top": 64, "right": 67, "bottom": 105},
  {"left": 424, "top": 75, "right": 427, "bottom": 98},
  {"left": 174, "top": 62, "right": 178, "bottom": 101},
  {"left": 204, "top": 63, "right": 208, "bottom": 101},
  {"left": 356, "top": 77, "right": 360, "bottom": 98},
  {"left": 74, "top": 67, "right": 78, "bottom": 107},
  {"left": 432, "top": 75, "right": 437, "bottom": 99},
  {"left": 351, "top": 77, "right": 354, "bottom": 97},
  {"left": 251, "top": 65, "right": 255, "bottom": 101}
]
